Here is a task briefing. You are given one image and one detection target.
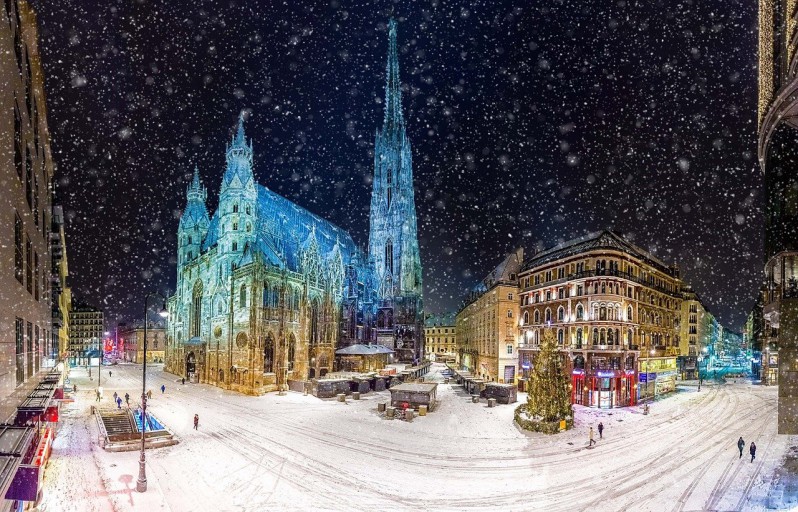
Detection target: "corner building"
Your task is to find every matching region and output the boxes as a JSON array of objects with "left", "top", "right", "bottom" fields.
[
  {"left": 518, "top": 231, "right": 683, "bottom": 408},
  {"left": 165, "top": 19, "right": 424, "bottom": 394}
]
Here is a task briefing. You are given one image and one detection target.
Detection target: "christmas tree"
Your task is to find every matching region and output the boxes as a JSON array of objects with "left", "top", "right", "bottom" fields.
[{"left": 526, "top": 328, "right": 572, "bottom": 424}]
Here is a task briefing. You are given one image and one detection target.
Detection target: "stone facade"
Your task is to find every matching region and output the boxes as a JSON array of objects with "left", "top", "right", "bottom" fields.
[
  {"left": 165, "top": 19, "right": 424, "bottom": 395},
  {"left": 518, "top": 231, "right": 684, "bottom": 408},
  {"left": 68, "top": 304, "right": 103, "bottom": 366},
  {"left": 424, "top": 313, "right": 456, "bottom": 362},
  {"left": 456, "top": 249, "right": 523, "bottom": 385},
  {"left": 1, "top": 0, "right": 54, "bottom": 391},
  {"left": 119, "top": 325, "right": 166, "bottom": 364}
]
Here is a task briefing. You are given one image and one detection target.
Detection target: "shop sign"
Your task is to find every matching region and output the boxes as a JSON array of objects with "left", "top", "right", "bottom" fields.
[{"left": 596, "top": 371, "right": 615, "bottom": 378}]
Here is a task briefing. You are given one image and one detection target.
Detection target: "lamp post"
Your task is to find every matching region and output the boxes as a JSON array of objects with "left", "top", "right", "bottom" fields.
[
  {"left": 648, "top": 348, "right": 655, "bottom": 403},
  {"left": 137, "top": 292, "right": 169, "bottom": 493}
]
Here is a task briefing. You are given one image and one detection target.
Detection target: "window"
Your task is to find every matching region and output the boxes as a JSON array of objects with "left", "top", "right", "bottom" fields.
[
  {"left": 576, "top": 304, "right": 583, "bottom": 320},
  {"left": 25, "top": 150, "right": 32, "bottom": 209},
  {"left": 190, "top": 281, "right": 203, "bottom": 338},
  {"left": 14, "top": 102, "right": 22, "bottom": 180},
  {"left": 557, "top": 306, "right": 564, "bottom": 321},
  {"left": 545, "top": 308, "right": 552, "bottom": 322},
  {"left": 385, "top": 239, "right": 393, "bottom": 274},
  {"left": 534, "top": 310, "right": 540, "bottom": 323},
  {"left": 15, "top": 318, "right": 23, "bottom": 386},
  {"left": 246, "top": 205, "right": 251, "bottom": 215},
  {"left": 14, "top": 213, "right": 23, "bottom": 284},
  {"left": 506, "top": 309, "right": 513, "bottom": 318},
  {"left": 557, "top": 329, "right": 564, "bottom": 345},
  {"left": 33, "top": 175, "right": 39, "bottom": 227},
  {"left": 506, "top": 344, "right": 513, "bottom": 355},
  {"left": 34, "top": 324, "right": 39, "bottom": 373},
  {"left": 523, "top": 311, "right": 529, "bottom": 325},
  {"left": 233, "top": 204, "right": 239, "bottom": 213},
  {"left": 33, "top": 251, "right": 39, "bottom": 301},
  {"left": 546, "top": 291, "right": 551, "bottom": 301},
  {"left": 26, "top": 321, "right": 32, "bottom": 378},
  {"left": 232, "top": 242, "right": 238, "bottom": 252},
  {"left": 233, "top": 222, "right": 238, "bottom": 231},
  {"left": 239, "top": 284, "right": 247, "bottom": 308},
  {"left": 508, "top": 293, "right": 513, "bottom": 301},
  {"left": 25, "top": 234, "right": 32, "bottom": 294},
  {"left": 246, "top": 223, "right": 251, "bottom": 233}
]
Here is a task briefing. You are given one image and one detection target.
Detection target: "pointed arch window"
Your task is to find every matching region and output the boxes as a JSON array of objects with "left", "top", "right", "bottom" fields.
[
  {"left": 534, "top": 310, "right": 540, "bottom": 324},
  {"left": 190, "top": 281, "right": 203, "bottom": 338},
  {"left": 386, "top": 169, "right": 393, "bottom": 210},
  {"left": 288, "top": 334, "right": 297, "bottom": 370},
  {"left": 246, "top": 205, "right": 251, "bottom": 215},
  {"left": 239, "top": 284, "right": 247, "bottom": 308},
  {"left": 263, "top": 334, "right": 274, "bottom": 373},
  {"left": 385, "top": 239, "right": 394, "bottom": 274},
  {"left": 576, "top": 304, "right": 584, "bottom": 320},
  {"left": 233, "top": 204, "right": 239, "bottom": 213}
]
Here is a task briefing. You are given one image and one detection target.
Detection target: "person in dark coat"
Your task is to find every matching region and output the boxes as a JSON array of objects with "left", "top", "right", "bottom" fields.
[
  {"left": 598, "top": 422, "right": 604, "bottom": 439},
  {"left": 109, "top": 370, "right": 112, "bottom": 378},
  {"left": 750, "top": 442, "right": 757, "bottom": 462},
  {"left": 182, "top": 377, "right": 185, "bottom": 385},
  {"left": 737, "top": 437, "right": 745, "bottom": 459},
  {"left": 193, "top": 414, "right": 199, "bottom": 430},
  {"left": 116, "top": 397, "right": 122, "bottom": 409},
  {"left": 161, "top": 384, "right": 166, "bottom": 394},
  {"left": 124, "top": 392, "right": 130, "bottom": 405}
]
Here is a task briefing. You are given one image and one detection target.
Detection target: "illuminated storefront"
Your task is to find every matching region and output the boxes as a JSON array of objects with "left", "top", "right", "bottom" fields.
[
  {"left": 572, "top": 368, "right": 636, "bottom": 409},
  {"left": 637, "top": 357, "right": 677, "bottom": 401}
]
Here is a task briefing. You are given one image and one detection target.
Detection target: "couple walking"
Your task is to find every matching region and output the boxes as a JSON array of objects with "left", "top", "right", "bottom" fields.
[
  {"left": 737, "top": 437, "right": 757, "bottom": 462},
  {"left": 588, "top": 422, "right": 604, "bottom": 446}
]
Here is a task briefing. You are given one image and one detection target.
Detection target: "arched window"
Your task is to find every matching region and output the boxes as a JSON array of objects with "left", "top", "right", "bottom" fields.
[
  {"left": 191, "top": 281, "right": 203, "bottom": 338},
  {"left": 576, "top": 304, "right": 583, "bottom": 320},
  {"left": 507, "top": 309, "right": 513, "bottom": 319},
  {"left": 557, "top": 306, "right": 564, "bottom": 321},
  {"left": 545, "top": 308, "right": 552, "bottom": 322},
  {"left": 385, "top": 239, "right": 393, "bottom": 274},
  {"left": 557, "top": 329, "right": 564, "bottom": 345},
  {"left": 608, "top": 329, "right": 614, "bottom": 344},
  {"left": 592, "top": 328, "right": 598, "bottom": 345},
  {"left": 188, "top": 236, "right": 192, "bottom": 245},
  {"left": 600, "top": 328, "right": 606, "bottom": 344},
  {"left": 534, "top": 310, "right": 540, "bottom": 324},
  {"left": 628, "top": 329, "right": 633, "bottom": 345},
  {"left": 601, "top": 282, "right": 606, "bottom": 294},
  {"left": 246, "top": 223, "right": 251, "bottom": 233},
  {"left": 239, "top": 284, "right": 247, "bottom": 308},
  {"left": 599, "top": 306, "right": 607, "bottom": 321},
  {"left": 263, "top": 282, "right": 271, "bottom": 308},
  {"left": 233, "top": 204, "right": 239, "bottom": 213},
  {"left": 310, "top": 300, "right": 320, "bottom": 345},
  {"left": 246, "top": 205, "right": 251, "bottom": 215},
  {"left": 576, "top": 329, "right": 583, "bottom": 347},
  {"left": 263, "top": 333, "right": 275, "bottom": 373},
  {"left": 523, "top": 311, "right": 529, "bottom": 325}
]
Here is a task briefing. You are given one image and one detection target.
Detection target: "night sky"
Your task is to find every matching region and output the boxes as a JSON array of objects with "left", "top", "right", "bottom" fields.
[{"left": 32, "top": 0, "right": 759, "bottom": 330}]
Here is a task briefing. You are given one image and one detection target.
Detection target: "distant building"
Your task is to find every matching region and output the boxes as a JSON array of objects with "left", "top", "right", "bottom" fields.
[
  {"left": 456, "top": 248, "right": 523, "bottom": 385},
  {"left": 678, "top": 286, "right": 715, "bottom": 379},
  {"left": 424, "top": 313, "right": 456, "bottom": 362},
  {"left": 518, "top": 231, "right": 683, "bottom": 408},
  {"left": 119, "top": 323, "right": 166, "bottom": 364},
  {"left": 68, "top": 304, "right": 103, "bottom": 366}
]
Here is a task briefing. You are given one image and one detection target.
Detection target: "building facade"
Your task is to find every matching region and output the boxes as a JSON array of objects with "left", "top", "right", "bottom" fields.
[
  {"left": 456, "top": 249, "right": 523, "bottom": 385},
  {"left": 424, "top": 313, "right": 456, "bottom": 362},
  {"left": 165, "top": 19, "right": 424, "bottom": 395},
  {"left": 1, "top": 0, "right": 53, "bottom": 393},
  {"left": 517, "top": 231, "right": 683, "bottom": 408},
  {"left": 119, "top": 324, "right": 166, "bottom": 364},
  {"left": 68, "top": 304, "right": 103, "bottom": 366},
  {"left": 51, "top": 205, "right": 71, "bottom": 365},
  {"left": 758, "top": 0, "right": 798, "bottom": 433},
  {"left": 677, "top": 286, "right": 714, "bottom": 379}
]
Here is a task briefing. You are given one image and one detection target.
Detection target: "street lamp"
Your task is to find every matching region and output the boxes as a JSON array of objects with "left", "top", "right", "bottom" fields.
[
  {"left": 648, "top": 348, "right": 655, "bottom": 403},
  {"left": 137, "top": 292, "right": 169, "bottom": 494}
]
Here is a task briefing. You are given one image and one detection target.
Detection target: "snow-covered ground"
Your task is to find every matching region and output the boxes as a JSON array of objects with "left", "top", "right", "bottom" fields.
[{"left": 38, "top": 363, "right": 789, "bottom": 512}]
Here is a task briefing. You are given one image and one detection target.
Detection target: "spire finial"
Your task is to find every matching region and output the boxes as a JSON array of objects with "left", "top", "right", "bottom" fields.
[
  {"left": 234, "top": 113, "right": 246, "bottom": 146},
  {"left": 383, "top": 17, "right": 404, "bottom": 134},
  {"left": 191, "top": 165, "right": 201, "bottom": 189}
]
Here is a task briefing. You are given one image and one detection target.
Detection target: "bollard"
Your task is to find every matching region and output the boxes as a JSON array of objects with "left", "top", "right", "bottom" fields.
[
  {"left": 405, "top": 409, "right": 414, "bottom": 422},
  {"left": 337, "top": 393, "right": 346, "bottom": 402},
  {"left": 471, "top": 395, "right": 479, "bottom": 404},
  {"left": 419, "top": 405, "right": 427, "bottom": 416},
  {"left": 377, "top": 402, "right": 386, "bottom": 413},
  {"left": 488, "top": 398, "right": 496, "bottom": 408},
  {"left": 386, "top": 406, "right": 396, "bottom": 419},
  {"left": 353, "top": 391, "right": 360, "bottom": 400}
]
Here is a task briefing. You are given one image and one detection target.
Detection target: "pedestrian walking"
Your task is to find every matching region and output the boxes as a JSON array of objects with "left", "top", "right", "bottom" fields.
[
  {"left": 95, "top": 390, "right": 101, "bottom": 402},
  {"left": 116, "top": 397, "right": 122, "bottom": 409},
  {"left": 161, "top": 384, "right": 166, "bottom": 394},
  {"left": 147, "top": 390, "right": 152, "bottom": 399},
  {"left": 750, "top": 442, "right": 757, "bottom": 463},
  {"left": 182, "top": 377, "right": 185, "bottom": 385},
  {"left": 124, "top": 392, "right": 130, "bottom": 405},
  {"left": 737, "top": 436, "right": 745, "bottom": 459},
  {"left": 113, "top": 391, "right": 118, "bottom": 402},
  {"left": 598, "top": 422, "right": 604, "bottom": 439},
  {"left": 589, "top": 427, "right": 596, "bottom": 447},
  {"left": 193, "top": 414, "right": 199, "bottom": 430},
  {"left": 73, "top": 384, "right": 77, "bottom": 393},
  {"left": 109, "top": 370, "right": 112, "bottom": 378}
]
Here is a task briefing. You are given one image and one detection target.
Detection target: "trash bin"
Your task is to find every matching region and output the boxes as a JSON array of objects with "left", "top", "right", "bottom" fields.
[
  {"left": 353, "top": 392, "right": 360, "bottom": 400},
  {"left": 488, "top": 398, "right": 496, "bottom": 408},
  {"left": 471, "top": 395, "right": 479, "bottom": 403},
  {"left": 337, "top": 393, "right": 346, "bottom": 402},
  {"left": 405, "top": 409, "right": 414, "bottom": 421},
  {"left": 377, "top": 402, "right": 387, "bottom": 413},
  {"left": 419, "top": 405, "right": 427, "bottom": 416},
  {"left": 386, "top": 406, "right": 396, "bottom": 419}
]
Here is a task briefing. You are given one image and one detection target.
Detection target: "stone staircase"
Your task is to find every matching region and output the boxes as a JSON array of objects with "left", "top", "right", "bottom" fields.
[{"left": 100, "top": 409, "right": 135, "bottom": 436}]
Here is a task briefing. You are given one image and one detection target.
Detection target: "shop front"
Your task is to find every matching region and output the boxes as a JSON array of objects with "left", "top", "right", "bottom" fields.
[
  {"left": 572, "top": 369, "right": 636, "bottom": 409},
  {"left": 637, "top": 357, "right": 677, "bottom": 401}
]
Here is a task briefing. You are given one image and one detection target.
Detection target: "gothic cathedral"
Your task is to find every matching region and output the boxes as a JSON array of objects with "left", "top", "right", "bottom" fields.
[{"left": 165, "top": 19, "right": 424, "bottom": 394}]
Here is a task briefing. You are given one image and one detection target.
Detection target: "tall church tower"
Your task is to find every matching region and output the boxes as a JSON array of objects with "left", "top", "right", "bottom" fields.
[
  {"left": 177, "top": 167, "right": 210, "bottom": 277},
  {"left": 368, "top": 18, "right": 424, "bottom": 362},
  {"left": 218, "top": 115, "right": 258, "bottom": 272}
]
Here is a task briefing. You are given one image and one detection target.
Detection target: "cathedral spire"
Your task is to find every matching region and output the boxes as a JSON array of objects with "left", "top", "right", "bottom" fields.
[
  {"left": 382, "top": 18, "right": 405, "bottom": 136},
  {"left": 186, "top": 165, "right": 207, "bottom": 203},
  {"left": 233, "top": 112, "right": 247, "bottom": 147}
]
